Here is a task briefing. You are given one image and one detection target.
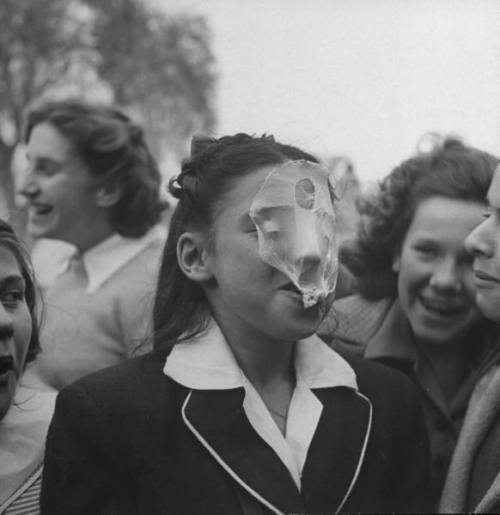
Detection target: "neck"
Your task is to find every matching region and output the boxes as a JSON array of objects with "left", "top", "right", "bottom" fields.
[
  {"left": 211, "top": 309, "right": 296, "bottom": 390},
  {"left": 72, "top": 221, "right": 115, "bottom": 254},
  {"left": 416, "top": 338, "right": 468, "bottom": 401}
]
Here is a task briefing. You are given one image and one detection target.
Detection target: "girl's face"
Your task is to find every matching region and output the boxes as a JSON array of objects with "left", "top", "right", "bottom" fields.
[
  {"left": 393, "top": 196, "right": 484, "bottom": 348},
  {"left": 22, "top": 122, "right": 105, "bottom": 248},
  {"left": 204, "top": 165, "right": 334, "bottom": 343},
  {"left": 0, "top": 246, "right": 32, "bottom": 421},
  {"left": 465, "top": 168, "right": 500, "bottom": 323}
]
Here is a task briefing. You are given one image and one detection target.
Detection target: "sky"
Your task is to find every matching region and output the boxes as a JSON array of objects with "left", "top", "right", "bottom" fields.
[{"left": 152, "top": 0, "right": 500, "bottom": 188}]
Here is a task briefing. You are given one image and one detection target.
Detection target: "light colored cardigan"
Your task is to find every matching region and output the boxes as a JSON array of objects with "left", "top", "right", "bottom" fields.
[{"left": 440, "top": 364, "right": 500, "bottom": 513}]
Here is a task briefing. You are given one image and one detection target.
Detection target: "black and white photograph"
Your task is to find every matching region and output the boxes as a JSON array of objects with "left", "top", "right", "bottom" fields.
[{"left": 0, "top": 0, "right": 500, "bottom": 513}]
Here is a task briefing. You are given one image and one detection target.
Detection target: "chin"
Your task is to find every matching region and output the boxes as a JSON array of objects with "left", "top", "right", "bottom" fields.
[
  {"left": 413, "top": 329, "right": 462, "bottom": 349},
  {"left": 477, "top": 296, "right": 500, "bottom": 324},
  {"left": 281, "top": 320, "right": 320, "bottom": 341},
  {"left": 27, "top": 225, "right": 52, "bottom": 240}
]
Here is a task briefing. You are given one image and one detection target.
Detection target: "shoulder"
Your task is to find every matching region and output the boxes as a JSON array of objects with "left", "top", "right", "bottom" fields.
[
  {"left": 118, "top": 235, "right": 164, "bottom": 277},
  {"left": 318, "top": 295, "right": 392, "bottom": 348},
  {"left": 55, "top": 352, "right": 183, "bottom": 423},
  {"left": 341, "top": 351, "right": 421, "bottom": 413},
  {"left": 108, "top": 236, "right": 164, "bottom": 303}
]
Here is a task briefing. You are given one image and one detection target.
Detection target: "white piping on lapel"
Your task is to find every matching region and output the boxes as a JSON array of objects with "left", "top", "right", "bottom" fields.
[
  {"left": 335, "top": 391, "right": 373, "bottom": 514},
  {"left": 181, "top": 391, "right": 285, "bottom": 515}
]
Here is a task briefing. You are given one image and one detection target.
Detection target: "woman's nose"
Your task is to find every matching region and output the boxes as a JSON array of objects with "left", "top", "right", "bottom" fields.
[
  {"left": 429, "top": 260, "right": 462, "bottom": 293},
  {"left": 465, "top": 219, "right": 494, "bottom": 259},
  {"left": 19, "top": 171, "right": 40, "bottom": 199},
  {"left": 0, "top": 307, "right": 14, "bottom": 341}
]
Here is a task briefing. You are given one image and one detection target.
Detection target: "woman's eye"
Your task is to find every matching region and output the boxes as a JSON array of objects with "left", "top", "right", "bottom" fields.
[
  {"left": 1, "top": 290, "right": 24, "bottom": 308},
  {"left": 266, "top": 230, "right": 281, "bottom": 241},
  {"left": 482, "top": 208, "right": 492, "bottom": 220},
  {"left": 33, "top": 160, "right": 60, "bottom": 177},
  {"left": 415, "top": 246, "right": 437, "bottom": 258}
]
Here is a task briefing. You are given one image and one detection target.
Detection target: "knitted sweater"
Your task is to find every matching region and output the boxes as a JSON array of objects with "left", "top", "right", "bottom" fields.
[
  {"left": 440, "top": 360, "right": 500, "bottom": 513},
  {"left": 27, "top": 237, "right": 163, "bottom": 391}
]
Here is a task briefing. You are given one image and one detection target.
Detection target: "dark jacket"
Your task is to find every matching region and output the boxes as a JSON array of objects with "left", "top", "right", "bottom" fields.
[
  {"left": 318, "top": 294, "right": 494, "bottom": 507},
  {"left": 41, "top": 350, "right": 430, "bottom": 514}
]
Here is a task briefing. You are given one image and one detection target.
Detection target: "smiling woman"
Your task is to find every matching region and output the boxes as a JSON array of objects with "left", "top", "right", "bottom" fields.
[
  {"left": 0, "top": 219, "right": 56, "bottom": 514},
  {"left": 319, "top": 137, "right": 500, "bottom": 508},
  {"left": 19, "top": 100, "right": 167, "bottom": 391},
  {"left": 439, "top": 165, "right": 500, "bottom": 513}
]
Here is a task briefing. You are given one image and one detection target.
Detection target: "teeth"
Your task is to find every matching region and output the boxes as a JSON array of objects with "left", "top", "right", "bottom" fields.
[{"left": 421, "top": 298, "right": 461, "bottom": 315}]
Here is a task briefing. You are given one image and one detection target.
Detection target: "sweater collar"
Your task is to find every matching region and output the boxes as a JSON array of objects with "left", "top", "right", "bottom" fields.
[
  {"left": 364, "top": 299, "right": 417, "bottom": 363},
  {"left": 57, "top": 225, "right": 165, "bottom": 293}
]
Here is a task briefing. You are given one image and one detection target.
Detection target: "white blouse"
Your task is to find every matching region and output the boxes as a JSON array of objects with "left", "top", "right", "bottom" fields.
[{"left": 164, "top": 321, "right": 358, "bottom": 490}]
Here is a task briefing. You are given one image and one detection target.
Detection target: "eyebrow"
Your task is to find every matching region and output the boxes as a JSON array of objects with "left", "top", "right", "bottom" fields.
[{"left": 0, "top": 275, "right": 25, "bottom": 290}]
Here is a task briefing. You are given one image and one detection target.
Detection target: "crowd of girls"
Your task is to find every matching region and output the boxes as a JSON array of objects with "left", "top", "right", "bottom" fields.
[{"left": 1, "top": 98, "right": 500, "bottom": 514}]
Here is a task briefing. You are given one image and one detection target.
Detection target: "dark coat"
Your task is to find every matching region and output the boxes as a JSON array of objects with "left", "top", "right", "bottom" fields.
[
  {"left": 319, "top": 294, "right": 495, "bottom": 508},
  {"left": 41, "top": 350, "right": 430, "bottom": 514}
]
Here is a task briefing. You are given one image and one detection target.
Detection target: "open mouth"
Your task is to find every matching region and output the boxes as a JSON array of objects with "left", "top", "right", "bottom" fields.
[
  {"left": 30, "top": 203, "right": 53, "bottom": 216},
  {"left": 420, "top": 297, "right": 464, "bottom": 317},
  {"left": 0, "top": 355, "right": 14, "bottom": 378}
]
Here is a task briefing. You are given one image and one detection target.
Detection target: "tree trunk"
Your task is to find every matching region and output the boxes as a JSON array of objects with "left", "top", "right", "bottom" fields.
[{"left": 0, "top": 143, "right": 27, "bottom": 238}]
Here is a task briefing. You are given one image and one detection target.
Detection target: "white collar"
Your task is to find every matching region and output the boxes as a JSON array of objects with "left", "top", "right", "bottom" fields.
[
  {"left": 164, "top": 321, "right": 358, "bottom": 391},
  {"left": 58, "top": 225, "right": 165, "bottom": 293}
]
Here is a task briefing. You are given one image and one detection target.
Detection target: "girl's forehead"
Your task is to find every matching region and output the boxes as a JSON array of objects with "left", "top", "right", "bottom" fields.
[{"left": 220, "top": 166, "right": 278, "bottom": 213}]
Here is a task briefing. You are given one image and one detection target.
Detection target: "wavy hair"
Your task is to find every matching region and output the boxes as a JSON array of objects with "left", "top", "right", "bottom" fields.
[
  {"left": 24, "top": 99, "right": 168, "bottom": 238},
  {"left": 343, "top": 136, "right": 498, "bottom": 299}
]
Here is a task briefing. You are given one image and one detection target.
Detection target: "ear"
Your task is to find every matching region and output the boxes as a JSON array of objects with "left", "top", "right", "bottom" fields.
[
  {"left": 95, "top": 183, "right": 123, "bottom": 208},
  {"left": 177, "top": 232, "right": 213, "bottom": 283}
]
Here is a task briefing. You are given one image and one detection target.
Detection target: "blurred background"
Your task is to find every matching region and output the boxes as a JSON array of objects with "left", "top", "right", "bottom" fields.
[{"left": 1, "top": 0, "right": 499, "bottom": 242}]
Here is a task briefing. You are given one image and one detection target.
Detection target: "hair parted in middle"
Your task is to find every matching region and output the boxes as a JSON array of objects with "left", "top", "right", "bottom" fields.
[
  {"left": 153, "top": 133, "right": 319, "bottom": 355},
  {"left": 342, "top": 135, "right": 499, "bottom": 300}
]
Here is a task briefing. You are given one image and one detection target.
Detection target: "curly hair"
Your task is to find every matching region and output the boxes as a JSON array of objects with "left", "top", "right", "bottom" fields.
[
  {"left": 343, "top": 136, "right": 499, "bottom": 300},
  {"left": 153, "top": 133, "right": 319, "bottom": 354},
  {"left": 23, "top": 99, "right": 168, "bottom": 238},
  {"left": 0, "top": 219, "right": 40, "bottom": 364}
]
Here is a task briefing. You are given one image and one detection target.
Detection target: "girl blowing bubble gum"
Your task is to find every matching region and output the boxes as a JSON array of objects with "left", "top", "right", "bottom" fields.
[{"left": 41, "top": 134, "right": 430, "bottom": 514}]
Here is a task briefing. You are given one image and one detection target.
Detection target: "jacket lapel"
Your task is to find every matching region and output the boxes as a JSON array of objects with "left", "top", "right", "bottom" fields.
[
  {"left": 182, "top": 388, "right": 304, "bottom": 515},
  {"left": 302, "top": 387, "right": 372, "bottom": 513}
]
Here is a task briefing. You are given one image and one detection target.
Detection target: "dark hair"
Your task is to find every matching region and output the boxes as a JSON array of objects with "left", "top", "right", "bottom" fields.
[
  {"left": 153, "top": 133, "right": 319, "bottom": 354},
  {"left": 0, "top": 219, "right": 40, "bottom": 364},
  {"left": 23, "top": 99, "right": 168, "bottom": 238},
  {"left": 343, "top": 136, "right": 498, "bottom": 299}
]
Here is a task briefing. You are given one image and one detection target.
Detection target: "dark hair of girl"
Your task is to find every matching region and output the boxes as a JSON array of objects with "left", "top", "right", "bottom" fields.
[
  {"left": 24, "top": 99, "right": 168, "bottom": 238},
  {"left": 343, "top": 136, "right": 498, "bottom": 299},
  {"left": 0, "top": 219, "right": 40, "bottom": 364},
  {"left": 153, "top": 133, "right": 318, "bottom": 355}
]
